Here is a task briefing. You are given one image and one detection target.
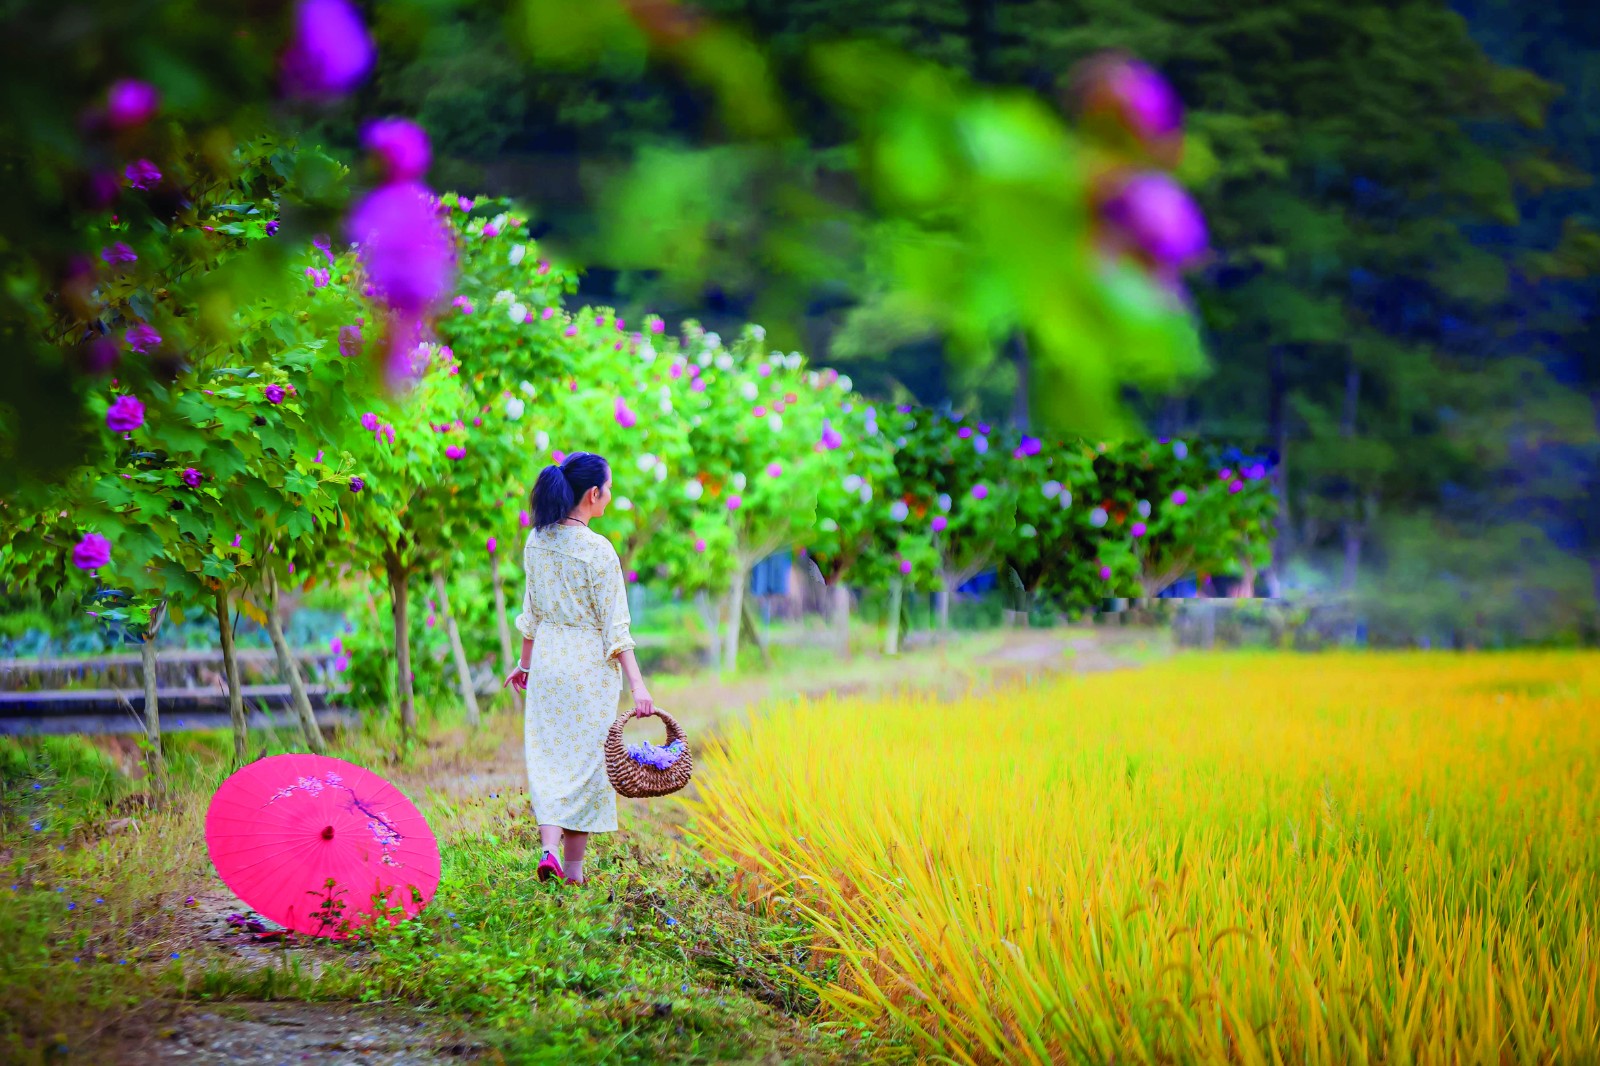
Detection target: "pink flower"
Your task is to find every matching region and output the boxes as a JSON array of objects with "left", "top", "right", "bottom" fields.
[
  {"left": 541, "top": 307, "right": 555, "bottom": 319},
  {"left": 595, "top": 314, "right": 606, "bottom": 327},
  {"left": 552, "top": 449, "right": 566, "bottom": 463},
  {"left": 690, "top": 379, "right": 706, "bottom": 393},
  {"left": 181, "top": 467, "right": 202, "bottom": 487},
  {"left": 106, "top": 394, "right": 144, "bottom": 432},
  {"left": 446, "top": 445, "right": 466, "bottom": 460},
  {"left": 773, "top": 401, "right": 786, "bottom": 413},
  {"left": 473, "top": 416, "right": 483, "bottom": 427},
  {"left": 346, "top": 182, "right": 456, "bottom": 347},
  {"left": 564, "top": 325, "right": 578, "bottom": 338},
  {"left": 626, "top": 570, "right": 638, "bottom": 583},
  {"left": 330, "top": 636, "right": 344, "bottom": 655},
  {"left": 520, "top": 509, "right": 531, "bottom": 528},
  {"left": 123, "top": 159, "right": 161, "bottom": 190},
  {"left": 899, "top": 559, "right": 913, "bottom": 575},
  {"left": 73, "top": 533, "right": 112, "bottom": 571},
  {"left": 482, "top": 224, "right": 499, "bottom": 239},
  {"left": 362, "top": 117, "right": 431, "bottom": 184},
  {"left": 105, "top": 80, "right": 160, "bottom": 128},
  {"left": 537, "top": 259, "right": 550, "bottom": 275},
  {"left": 452, "top": 295, "right": 474, "bottom": 315},
  {"left": 1075, "top": 53, "right": 1184, "bottom": 144},
  {"left": 1131, "top": 521, "right": 1147, "bottom": 538},
  {"left": 281, "top": 0, "right": 375, "bottom": 100},
  {"left": 1099, "top": 564, "right": 1112, "bottom": 580},
  {"left": 931, "top": 515, "right": 948, "bottom": 533},
  {"left": 361, "top": 411, "right": 379, "bottom": 432},
  {"left": 765, "top": 463, "right": 782, "bottom": 478},
  {"left": 820, "top": 422, "right": 842, "bottom": 450},
  {"left": 523, "top": 311, "right": 535, "bottom": 324},
  {"left": 1098, "top": 172, "right": 1208, "bottom": 273},
  {"left": 1170, "top": 489, "right": 1187, "bottom": 506},
  {"left": 615, "top": 399, "right": 637, "bottom": 429},
  {"left": 753, "top": 405, "right": 767, "bottom": 418},
  {"left": 758, "top": 362, "right": 771, "bottom": 377},
  {"left": 314, "top": 450, "right": 324, "bottom": 463},
  {"left": 971, "top": 484, "right": 988, "bottom": 500},
  {"left": 458, "top": 197, "right": 474, "bottom": 213},
  {"left": 125, "top": 323, "right": 161, "bottom": 353},
  {"left": 669, "top": 363, "right": 683, "bottom": 380},
  {"left": 486, "top": 537, "right": 497, "bottom": 554},
  {"left": 727, "top": 495, "right": 742, "bottom": 511},
  {"left": 694, "top": 538, "right": 706, "bottom": 553},
  {"left": 426, "top": 612, "right": 436, "bottom": 628},
  {"left": 264, "top": 384, "right": 286, "bottom": 404}
]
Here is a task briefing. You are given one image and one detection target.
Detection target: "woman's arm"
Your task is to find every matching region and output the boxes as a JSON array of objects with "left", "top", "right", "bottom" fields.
[
  {"left": 503, "top": 635, "right": 534, "bottom": 692},
  {"left": 617, "top": 648, "right": 654, "bottom": 717}
]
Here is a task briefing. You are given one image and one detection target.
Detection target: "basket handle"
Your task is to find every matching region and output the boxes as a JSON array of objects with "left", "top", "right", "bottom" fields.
[{"left": 616, "top": 707, "right": 686, "bottom": 747}]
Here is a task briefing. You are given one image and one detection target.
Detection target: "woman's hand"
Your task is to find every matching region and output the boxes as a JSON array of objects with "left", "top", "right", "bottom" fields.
[
  {"left": 630, "top": 685, "right": 655, "bottom": 717},
  {"left": 503, "top": 666, "right": 529, "bottom": 693}
]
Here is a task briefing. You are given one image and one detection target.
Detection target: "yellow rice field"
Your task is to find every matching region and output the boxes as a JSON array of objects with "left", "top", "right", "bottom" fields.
[{"left": 684, "top": 652, "right": 1600, "bottom": 1065}]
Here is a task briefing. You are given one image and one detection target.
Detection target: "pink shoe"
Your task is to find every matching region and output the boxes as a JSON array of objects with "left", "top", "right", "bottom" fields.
[{"left": 536, "top": 851, "right": 565, "bottom": 883}]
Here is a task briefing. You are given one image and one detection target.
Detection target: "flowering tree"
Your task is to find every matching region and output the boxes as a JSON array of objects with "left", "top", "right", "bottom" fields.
[{"left": 999, "top": 438, "right": 1100, "bottom": 621}]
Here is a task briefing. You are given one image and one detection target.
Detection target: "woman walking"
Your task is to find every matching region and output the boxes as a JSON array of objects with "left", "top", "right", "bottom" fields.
[{"left": 503, "top": 452, "right": 654, "bottom": 885}]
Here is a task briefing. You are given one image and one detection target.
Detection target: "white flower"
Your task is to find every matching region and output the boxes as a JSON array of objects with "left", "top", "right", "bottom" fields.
[
  {"left": 938, "top": 493, "right": 952, "bottom": 512},
  {"left": 697, "top": 350, "right": 714, "bottom": 368},
  {"left": 653, "top": 463, "right": 668, "bottom": 483},
  {"left": 638, "top": 453, "right": 658, "bottom": 471},
  {"left": 640, "top": 342, "right": 656, "bottom": 364},
  {"left": 519, "top": 380, "right": 536, "bottom": 397},
  {"left": 889, "top": 500, "right": 909, "bottom": 522},
  {"left": 1020, "top": 523, "right": 1037, "bottom": 538},
  {"left": 838, "top": 374, "right": 853, "bottom": 392},
  {"left": 750, "top": 324, "right": 766, "bottom": 341},
  {"left": 1060, "top": 490, "right": 1072, "bottom": 509},
  {"left": 685, "top": 480, "right": 704, "bottom": 501},
  {"left": 768, "top": 414, "right": 783, "bottom": 432},
  {"left": 859, "top": 484, "right": 874, "bottom": 503},
  {"left": 843, "top": 475, "right": 863, "bottom": 493},
  {"left": 504, "top": 397, "right": 526, "bottom": 421},
  {"left": 659, "top": 385, "right": 672, "bottom": 401},
  {"left": 509, "top": 244, "right": 526, "bottom": 266},
  {"left": 1090, "top": 507, "right": 1109, "bottom": 528},
  {"left": 535, "top": 430, "right": 550, "bottom": 450},
  {"left": 659, "top": 399, "right": 674, "bottom": 415},
  {"left": 492, "top": 289, "right": 515, "bottom": 304},
  {"left": 509, "top": 302, "right": 527, "bottom": 323},
  {"left": 691, "top": 415, "right": 702, "bottom": 427},
  {"left": 864, "top": 419, "right": 879, "bottom": 437},
  {"left": 820, "top": 518, "right": 839, "bottom": 532},
  {"left": 787, "top": 352, "right": 802, "bottom": 369},
  {"left": 704, "top": 332, "right": 721, "bottom": 349},
  {"left": 896, "top": 436, "right": 908, "bottom": 448},
  {"left": 1043, "top": 480, "right": 1061, "bottom": 499},
  {"left": 1173, "top": 440, "right": 1188, "bottom": 460},
  {"left": 732, "top": 472, "right": 747, "bottom": 492},
  {"left": 740, "top": 381, "right": 759, "bottom": 401},
  {"left": 974, "top": 436, "right": 989, "bottom": 454},
  {"left": 715, "top": 353, "right": 734, "bottom": 372},
  {"left": 805, "top": 371, "right": 820, "bottom": 387},
  {"left": 1137, "top": 499, "right": 1152, "bottom": 518},
  {"left": 615, "top": 496, "right": 634, "bottom": 511}
]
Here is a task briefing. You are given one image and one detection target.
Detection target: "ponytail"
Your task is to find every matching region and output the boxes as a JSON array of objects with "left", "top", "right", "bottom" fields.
[{"left": 530, "top": 451, "right": 609, "bottom": 531}]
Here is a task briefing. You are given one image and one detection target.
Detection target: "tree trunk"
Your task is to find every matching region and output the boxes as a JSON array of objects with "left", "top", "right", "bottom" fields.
[
  {"left": 739, "top": 593, "right": 773, "bottom": 669},
  {"left": 490, "top": 560, "right": 515, "bottom": 677},
  {"left": 266, "top": 568, "right": 326, "bottom": 753},
  {"left": 936, "top": 571, "right": 953, "bottom": 635},
  {"left": 140, "top": 602, "right": 165, "bottom": 794},
  {"left": 722, "top": 568, "right": 747, "bottom": 672},
  {"left": 694, "top": 589, "right": 719, "bottom": 669},
  {"left": 830, "top": 582, "right": 852, "bottom": 658},
  {"left": 214, "top": 586, "right": 247, "bottom": 764},
  {"left": 386, "top": 555, "right": 417, "bottom": 741},
  {"left": 434, "top": 570, "right": 481, "bottom": 726},
  {"left": 885, "top": 576, "right": 904, "bottom": 656}
]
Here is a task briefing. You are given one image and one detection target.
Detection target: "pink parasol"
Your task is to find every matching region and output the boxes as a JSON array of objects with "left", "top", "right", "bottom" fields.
[{"left": 204, "top": 753, "right": 441, "bottom": 938}]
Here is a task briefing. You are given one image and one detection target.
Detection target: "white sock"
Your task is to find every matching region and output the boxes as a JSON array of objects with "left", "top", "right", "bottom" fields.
[{"left": 564, "top": 858, "right": 584, "bottom": 882}]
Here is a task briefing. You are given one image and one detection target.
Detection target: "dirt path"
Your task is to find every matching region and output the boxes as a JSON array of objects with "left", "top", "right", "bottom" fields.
[{"left": 105, "top": 629, "right": 1138, "bottom": 1064}]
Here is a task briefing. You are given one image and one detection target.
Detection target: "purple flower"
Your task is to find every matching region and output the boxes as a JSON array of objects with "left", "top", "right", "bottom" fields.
[
  {"left": 1099, "top": 564, "right": 1113, "bottom": 580},
  {"left": 360, "top": 411, "right": 379, "bottom": 432},
  {"left": 820, "top": 422, "right": 844, "bottom": 450},
  {"left": 345, "top": 182, "right": 456, "bottom": 314},
  {"left": 957, "top": 427, "right": 973, "bottom": 439},
  {"left": 100, "top": 243, "right": 137, "bottom": 265},
  {"left": 486, "top": 537, "right": 497, "bottom": 555},
  {"left": 451, "top": 295, "right": 474, "bottom": 315},
  {"left": 1246, "top": 463, "right": 1266, "bottom": 480},
  {"left": 899, "top": 559, "right": 913, "bottom": 575},
  {"left": 264, "top": 384, "right": 286, "bottom": 404},
  {"left": 482, "top": 224, "right": 499, "bottom": 239},
  {"left": 541, "top": 307, "right": 555, "bottom": 320},
  {"left": 1170, "top": 489, "right": 1188, "bottom": 506},
  {"left": 106, "top": 80, "right": 160, "bottom": 128},
  {"left": 614, "top": 399, "right": 637, "bottom": 429},
  {"left": 1228, "top": 480, "right": 1244, "bottom": 494},
  {"left": 362, "top": 118, "right": 431, "bottom": 184},
  {"left": 690, "top": 379, "right": 706, "bottom": 393},
  {"left": 349, "top": 476, "right": 365, "bottom": 493},
  {"left": 333, "top": 654, "right": 350, "bottom": 673},
  {"left": 520, "top": 509, "right": 531, "bottom": 528},
  {"left": 124, "top": 324, "right": 161, "bottom": 353},
  {"left": 971, "top": 484, "right": 989, "bottom": 501},
  {"left": 726, "top": 495, "right": 742, "bottom": 511},
  {"left": 265, "top": 220, "right": 280, "bottom": 236},
  {"left": 312, "top": 235, "right": 336, "bottom": 265},
  {"left": 281, "top": 0, "right": 375, "bottom": 100},
  {"left": 1099, "top": 172, "right": 1208, "bottom": 271},
  {"left": 931, "top": 515, "right": 948, "bottom": 533},
  {"left": 694, "top": 538, "right": 706, "bottom": 553},
  {"left": 1218, "top": 468, "right": 1233, "bottom": 480},
  {"left": 231, "top": 534, "right": 242, "bottom": 548},
  {"left": 123, "top": 160, "right": 161, "bottom": 190},
  {"left": 339, "top": 322, "right": 363, "bottom": 357},
  {"left": 1131, "top": 521, "right": 1147, "bottom": 538},
  {"left": 181, "top": 467, "right": 202, "bottom": 488},
  {"left": 330, "top": 636, "right": 344, "bottom": 655},
  {"left": 458, "top": 197, "right": 474, "bottom": 213},
  {"left": 766, "top": 462, "right": 782, "bottom": 478},
  {"left": 72, "top": 533, "right": 112, "bottom": 571},
  {"left": 1076, "top": 54, "right": 1183, "bottom": 143},
  {"left": 305, "top": 267, "right": 330, "bottom": 288},
  {"left": 1017, "top": 435, "right": 1042, "bottom": 458},
  {"left": 446, "top": 445, "right": 466, "bottom": 460},
  {"left": 106, "top": 395, "right": 144, "bottom": 433},
  {"left": 314, "top": 450, "right": 324, "bottom": 464}
]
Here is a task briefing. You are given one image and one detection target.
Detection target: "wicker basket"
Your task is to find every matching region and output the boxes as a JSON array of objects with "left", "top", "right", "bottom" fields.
[{"left": 605, "top": 709, "right": 693, "bottom": 798}]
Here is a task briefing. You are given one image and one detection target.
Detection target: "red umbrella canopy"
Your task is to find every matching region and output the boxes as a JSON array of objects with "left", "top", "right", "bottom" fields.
[{"left": 205, "top": 753, "right": 441, "bottom": 938}]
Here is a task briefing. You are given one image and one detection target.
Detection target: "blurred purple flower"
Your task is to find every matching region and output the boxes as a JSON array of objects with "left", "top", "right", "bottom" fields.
[
  {"left": 281, "top": 0, "right": 375, "bottom": 100},
  {"left": 106, "top": 80, "right": 160, "bottom": 128},
  {"left": 349, "top": 476, "right": 365, "bottom": 493},
  {"left": 1228, "top": 480, "right": 1244, "bottom": 494},
  {"left": 72, "top": 534, "right": 112, "bottom": 571},
  {"left": 1218, "top": 468, "right": 1233, "bottom": 480},
  {"left": 265, "top": 220, "right": 280, "bottom": 236},
  {"left": 339, "top": 322, "right": 363, "bottom": 357},
  {"left": 1099, "top": 564, "right": 1113, "bottom": 580},
  {"left": 451, "top": 296, "right": 473, "bottom": 315},
  {"left": 458, "top": 197, "right": 474, "bottom": 213},
  {"left": 486, "top": 537, "right": 497, "bottom": 555},
  {"left": 305, "top": 267, "right": 330, "bottom": 288},
  {"left": 361, "top": 411, "right": 379, "bottom": 432},
  {"left": 690, "top": 379, "right": 706, "bottom": 393},
  {"left": 312, "top": 235, "right": 336, "bottom": 265},
  {"left": 1077, "top": 54, "right": 1183, "bottom": 143},
  {"left": 957, "top": 427, "right": 973, "bottom": 440},
  {"left": 766, "top": 462, "right": 782, "bottom": 478},
  {"left": 820, "top": 421, "right": 843, "bottom": 450},
  {"left": 1131, "top": 521, "right": 1147, "bottom": 538},
  {"left": 446, "top": 445, "right": 466, "bottom": 460},
  {"left": 101, "top": 243, "right": 136, "bottom": 265},
  {"left": 362, "top": 118, "right": 431, "bottom": 184},
  {"left": 1015, "top": 435, "right": 1042, "bottom": 458},
  {"left": 330, "top": 636, "right": 343, "bottom": 655},
  {"left": 537, "top": 259, "right": 551, "bottom": 275},
  {"left": 182, "top": 467, "right": 202, "bottom": 488},
  {"left": 520, "top": 509, "right": 531, "bottom": 528},
  {"left": 125, "top": 324, "right": 161, "bottom": 353},
  {"left": 1170, "top": 489, "right": 1188, "bottom": 506},
  {"left": 1099, "top": 172, "right": 1208, "bottom": 271},
  {"left": 264, "top": 384, "right": 286, "bottom": 404},
  {"left": 346, "top": 182, "right": 456, "bottom": 315},
  {"left": 123, "top": 160, "right": 161, "bottom": 190},
  {"left": 106, "top": 394, "right": 144, "bottom": 432},
  {"left": 333, "top": 654, "right": 350, "bottom": 672},
  {"left": 694, "top": 538, "right": 707, "bottom": 553},
  {"left": 482, "top": 224, "right": 499, "bottom": 239},
  {"left": 563, "top": 325, "right": 578, "bottom": 337},
  {"left": 614, "top": 400, "right": 637, "bottom": 429},
  {"left": 726, "top": 495, "right": 742, "bottom": 511},
  {"left": 626, "top": 569, "right": 638, "bottom": 583},
  {"left": 899, "top": 559, "right": 913, "bottom": 575},
  {"left": 931, "top": 516, "right": 948, "bottom": 533},
  {"left": 971, "top": 484, "right": 988, "bottom": 500}
]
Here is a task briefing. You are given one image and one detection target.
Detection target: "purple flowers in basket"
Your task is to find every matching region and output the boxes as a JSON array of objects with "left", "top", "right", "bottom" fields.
[{"left": 626, "top": 740, "right": 686, "bottom": 771}]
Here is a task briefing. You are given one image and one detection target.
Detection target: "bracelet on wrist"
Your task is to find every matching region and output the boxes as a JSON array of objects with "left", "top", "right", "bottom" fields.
[{"left": 516, "top": 663, "right": 530, "bottom": 672}]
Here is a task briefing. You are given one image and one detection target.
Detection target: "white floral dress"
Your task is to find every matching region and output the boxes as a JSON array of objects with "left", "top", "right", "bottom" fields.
[{"left": 515, "top": 524, "right": 636, "bottom": 833}]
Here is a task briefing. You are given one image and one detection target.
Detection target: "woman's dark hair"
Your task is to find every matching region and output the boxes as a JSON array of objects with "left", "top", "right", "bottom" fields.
[{"left": 531, "top": 452, "right": 609, "bottom": 532}]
